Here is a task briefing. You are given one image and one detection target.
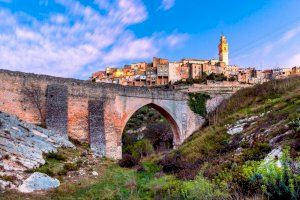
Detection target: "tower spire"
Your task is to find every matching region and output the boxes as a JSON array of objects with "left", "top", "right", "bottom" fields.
[{"left": 218, "top": 34, "right": 229, "bottom": 65}]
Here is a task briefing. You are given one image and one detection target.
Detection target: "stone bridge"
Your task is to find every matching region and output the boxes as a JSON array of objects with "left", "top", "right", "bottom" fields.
[{"left": 0, "top": 69, "right": 205, "bottom": 159}]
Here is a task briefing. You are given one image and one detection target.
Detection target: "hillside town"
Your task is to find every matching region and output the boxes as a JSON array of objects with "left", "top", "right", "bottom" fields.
[{"left": 91, "top": 35, "right": 300, "bottom": 86}]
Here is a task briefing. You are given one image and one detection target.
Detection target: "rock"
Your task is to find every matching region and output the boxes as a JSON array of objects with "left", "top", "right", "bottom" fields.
[
  {"left": 81, "top": 150, "right": 88, "bottom": 157},
  {"left": 78, "top": 169, "right": 86, "bottom": 176},
  {"left": 206, "top": 94, "right": 231, "bottom": 114},
  {"left": 235, "top": 147, "right": 243, "bottom": 155},
  {"left": 92, "top": 171, "right": 98, "bottom": 176},
  {"left": 226, "top": 115, "right": 262, "bottom": 135},
  {"left": 0, "top": 180, "right": 15, "bottom": 191},
  {"left": 227, "top": 125, "right": 245, "bottom": 135},
  {"left": 263, "top": 147, "right": 282, "bottom": 168},
  {"left": 18, "top": 172, "right": 60, "bottom": 193},
  {"left": 0, "top": 112, "right": 75, "bottom": 191},
  {"left": 269, "top": 130, "right": 295, "bottom": 146},
  {"left": 0, "top": 112, "right": 75, "bottom": 172}
]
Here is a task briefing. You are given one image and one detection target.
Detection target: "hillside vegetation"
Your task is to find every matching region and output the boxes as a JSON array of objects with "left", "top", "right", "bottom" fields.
[
  {"left": 1, "top": 76, "right": 300, "bottom": 200},
  {"left": 161, "top": 76, "right": 300, "bottom": 199}
]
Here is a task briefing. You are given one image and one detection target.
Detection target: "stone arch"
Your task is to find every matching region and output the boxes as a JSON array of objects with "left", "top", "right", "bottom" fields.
[{"left": 121, "top": 102, "right": 181, "bottom": 148}]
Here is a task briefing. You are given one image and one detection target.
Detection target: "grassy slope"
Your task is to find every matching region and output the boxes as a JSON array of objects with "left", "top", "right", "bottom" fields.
[
  {"left": 180, "top": 76, "right": 300, "bottom": 161},
  {"left": 171, "top": 76, "right": 300, "bottom": 197},
  {"left": 1, "top": 76, "right": 300, "bottom": 200}
]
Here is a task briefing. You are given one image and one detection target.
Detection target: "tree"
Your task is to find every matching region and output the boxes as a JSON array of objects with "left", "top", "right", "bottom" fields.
[
  {"left": 143, "top": 122, "right": 173, "bottom": 150},
  {"left": 228, "top": 76, "right": 237, "bottom": 82},
  {"left": 22, "top": 84, "right": 45, "bottom": 127}
]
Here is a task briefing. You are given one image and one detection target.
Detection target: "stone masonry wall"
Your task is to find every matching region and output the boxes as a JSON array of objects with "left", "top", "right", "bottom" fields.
[
  {"left": 0, "top": 69, "right": 189, "bottom": 143},
  {"left": 46, "top": 84, "right": 68, "bottom": 136}
]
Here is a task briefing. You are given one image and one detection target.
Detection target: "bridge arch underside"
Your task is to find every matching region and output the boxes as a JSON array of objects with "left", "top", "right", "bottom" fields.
[
  {"left": 89, "top": 95, "right": 204, "bottom": 160},
  {"left": 121, "top": 102, "right": 181, "bottom": 149}
]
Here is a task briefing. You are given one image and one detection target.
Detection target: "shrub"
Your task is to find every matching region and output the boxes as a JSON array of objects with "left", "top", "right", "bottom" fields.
[
  {"left": 38, "top": 167, "right": 55, "bottom": 176},
  {"left": 146, "top": 175, "right": 183, "bottom": 199},
  {"left": 240, "top": 147, "right": 300, "bottom": 199},
  {"left": 188, "top": 93, "right": 211, "bottom": 116},
  {"left": 261, "top": 148, "right": 300, "bottom": 200},
  {"left": 143, "top": 122, "right": 173, "bottom": 150},
  {"left": 69, "top": 138, "right": 82, "bottom": 146},
  {"left": 206, "top": 73, "right": 227, "bottom": 82},
  {"left": 181, "top": 174, "right": 229, "bottom": 200},
  {"left": 63, "top": 162, "right": 79, "bottom": 171},
  {"left": 130, "top": 139, "right": 154, "bottom": 159},
  {"left": 119, "top": 154, "right": 139, "bottom": 168},
  {"left": 158, "top": 151, "right": 201, "bottom": 180},
  {"left": 241, "top": 142, "right": 271, "bottom": 161},
  {"left": 0, "top": 175, "right": 16, "bottom": 182},
  {"left": 3, "top": 154, "right": 10, "bottom": 160},
  {"left": 228, "top": 76, "right": 236, "bottom": 82},
  {"left": 288, "top": 117, "right": 300, "bottom": 132},
  {"left": 46, "top": 152, "right": 67, "bottom": 161},
  {"left": 57, "top": 168, "right": 68, "bottom": 176}
]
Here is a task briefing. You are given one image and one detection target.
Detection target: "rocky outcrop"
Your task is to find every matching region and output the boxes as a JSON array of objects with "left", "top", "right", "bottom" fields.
[
  {"left": 226, "top": 113, "right": 266, "bottom": 135},
  {"left": 18, "top": 172, "right": 60, "bottom": 193},
  {"left": 206, "top": 94, "right": 231, "bottom": 114},
  {"left": 0, "top": 111, "right": 74, "bottom": 191}
]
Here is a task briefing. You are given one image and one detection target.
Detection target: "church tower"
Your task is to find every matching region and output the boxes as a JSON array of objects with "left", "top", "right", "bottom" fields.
[{"left": 218, "top": 35, "right": 229, "bottom": 65}]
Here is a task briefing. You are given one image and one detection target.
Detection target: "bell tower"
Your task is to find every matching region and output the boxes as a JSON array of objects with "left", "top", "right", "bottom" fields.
[{"left": 218, "top": 35, "right": 229, "bottom": 65}]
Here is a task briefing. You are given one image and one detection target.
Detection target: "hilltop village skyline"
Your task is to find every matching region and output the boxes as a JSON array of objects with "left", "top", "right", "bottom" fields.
[{"left": 91, "top": 35, "right": 300, "bottom": 86}]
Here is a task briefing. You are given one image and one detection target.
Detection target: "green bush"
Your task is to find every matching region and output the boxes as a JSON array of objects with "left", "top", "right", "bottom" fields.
[
  {"left": 188, "top": 93, "right": 211, "bottom": 116},
  {"left": 182, "top": 174, "right": 229, "bottom": 200},
  {"left": 206, "top": 73, "right": 227, "bottom": 82},
  {"left": 143, "top": 175, "right": 181, "bottom": 198},
  {"left": 38, "top": 167, "right": 55, "bottom": 176},
  {"left": 131, "top": 139, "right": 154, "bottom": 159},
  {"left": 63, "top": 162, "right": 79, "bottom": 171},
  {"left": 241, "top": 148, "right": 300, "bottom": 200},
  {"left": 118, "top": 154, "right": 139, "bottom": 168},
  {"left": 289, "top": 117, "right": 300, "bottom": 132},
  {"left": 46, "top": 151, "right": 67, "bottom": 161},
  {"left": 228, "top": 76, "right": 236, "bottom": 82},
  {"left": 241, "top": 142, "right": 271, "bottom": 161}
]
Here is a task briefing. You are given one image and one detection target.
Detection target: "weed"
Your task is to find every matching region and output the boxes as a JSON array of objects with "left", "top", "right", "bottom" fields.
[
  {"left": 0, "top": 175, "right": 16, "bottom": 182},
  {"left": 241, "top": 142, "right": 271, "bottom": 161},
  {"left": 63, "top": 162, "right": 79, "bottom": 171},
  {"left": 118, "top": 154, "right": 139, "bottom": 168},
  {"left": 288, "top": 117, "right": 300, "bottom": 132},
  {"left": 188, "top": 93, "right": 211, "bottom": 116},
  {"left": 46, "top": 152, "right": 67, "bottom": 161}
]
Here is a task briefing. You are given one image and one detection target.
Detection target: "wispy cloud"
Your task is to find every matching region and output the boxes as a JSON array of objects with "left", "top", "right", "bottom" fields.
[
  {"left": 280, "top": 25, "right": 300, "bottom": 43},
  {"left": 287, "top": 53, "right": 300, "bottom": 66},
  {"left": 159, "top": 0, "right": 175, "bottom": 11},
  {"left": 165, "top": 33, "right": 188, "bottom": 47},
  {"left": 0, "top": 0, "right": 187, "bottom": 78},
  {"left": 232, "top": 24, "right": 300, "bottom": 68}
]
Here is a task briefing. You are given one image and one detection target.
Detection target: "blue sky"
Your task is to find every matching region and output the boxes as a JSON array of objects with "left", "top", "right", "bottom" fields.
[{"left": 0, "top": 0, "right": 300, "bottom": 79}]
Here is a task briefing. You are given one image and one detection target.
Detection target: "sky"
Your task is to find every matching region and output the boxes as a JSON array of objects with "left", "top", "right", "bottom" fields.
[{"left": 0, "top": 0, "right": 300, "bottom": 79}]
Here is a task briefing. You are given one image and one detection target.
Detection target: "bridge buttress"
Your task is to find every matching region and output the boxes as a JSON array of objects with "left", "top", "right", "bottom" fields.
[{"left": 45, "top": 84, "right": 68, "bottom": 137}]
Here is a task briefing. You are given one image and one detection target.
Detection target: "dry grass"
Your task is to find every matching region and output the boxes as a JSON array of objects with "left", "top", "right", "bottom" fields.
[{"left": 208, "top": 76, "right": 300, "bottom": 125}]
